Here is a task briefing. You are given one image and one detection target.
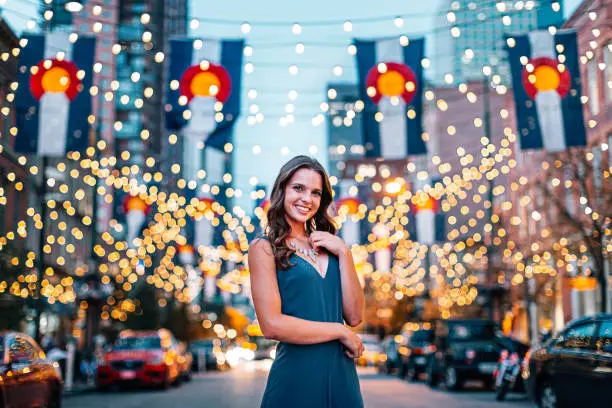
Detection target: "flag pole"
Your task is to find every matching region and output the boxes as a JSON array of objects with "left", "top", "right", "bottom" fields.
[
  {"left": 34, "top": 155, "right": 48, "bottom": 342},
  {"left": 482, "top": 74, "right": 497, "bottom": 322}
]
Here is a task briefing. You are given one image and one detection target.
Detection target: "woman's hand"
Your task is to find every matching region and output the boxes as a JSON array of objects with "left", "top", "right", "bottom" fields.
[
  {"left": 309, "top": 231, "right": 349, "bottom": 257},
  {"left": 338, "top": 325, "right": 364, "bottom": 359}
]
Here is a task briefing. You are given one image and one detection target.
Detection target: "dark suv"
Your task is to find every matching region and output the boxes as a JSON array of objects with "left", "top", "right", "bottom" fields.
[
  {"left": 426, "top": 319, "right": 502, "bottom": 390},
  {"left": 399, "top": 328, "right": 434, "bottom": 381},
  {"left": 525, "top": 314, "right": 612, "bottom": 408}
]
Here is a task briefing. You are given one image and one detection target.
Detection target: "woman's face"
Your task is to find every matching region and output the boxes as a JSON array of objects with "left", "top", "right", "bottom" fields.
[{"left": 283, "top": 168, "right": 323, "bottom": 225}]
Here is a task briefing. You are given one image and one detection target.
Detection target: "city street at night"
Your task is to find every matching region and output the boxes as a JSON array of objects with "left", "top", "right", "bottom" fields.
[
  {"left": 0, "top": 0, "right": 610, "bottom": 407},
  {"left": 65, "top": 366, "right": 531, "bottom": 408}
]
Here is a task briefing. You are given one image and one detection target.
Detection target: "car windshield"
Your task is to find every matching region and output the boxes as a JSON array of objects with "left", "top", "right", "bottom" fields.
[
  {"left": 191, "top": 340, "right": 215, "bottom": 348},
  {"left": 411, "top": 330, "right": 433, "bottom": 343},
  {"left": 449, "top": 323, "right": 496, "bottom": 341},
  {"left": 114, "top": 336, "right": 161, "bottom": 350}
]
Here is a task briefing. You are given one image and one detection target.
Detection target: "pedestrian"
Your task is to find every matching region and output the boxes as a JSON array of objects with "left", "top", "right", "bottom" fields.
[{"left": 248, "top": 155, "right": 365, "bottom": 408}]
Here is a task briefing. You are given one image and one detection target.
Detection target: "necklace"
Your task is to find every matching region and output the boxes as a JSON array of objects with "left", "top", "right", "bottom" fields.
[{"left": 289, "top": 240, "right": 318, "bottom": 263}]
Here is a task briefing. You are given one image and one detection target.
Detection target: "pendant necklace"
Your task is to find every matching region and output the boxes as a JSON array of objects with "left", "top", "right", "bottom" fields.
[{"left": 289, "top": 240, "right": 318, "bottom": 264}]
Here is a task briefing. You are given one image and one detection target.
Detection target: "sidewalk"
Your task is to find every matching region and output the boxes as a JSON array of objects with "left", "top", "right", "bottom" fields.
[{"left": 63, "top": 381, "right": 96, "bottom": 397}]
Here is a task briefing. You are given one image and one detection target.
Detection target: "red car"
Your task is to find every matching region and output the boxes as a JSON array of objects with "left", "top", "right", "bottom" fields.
[
  {"left": 0, "top": 331, "right": 63, "bottom": 408},
  {"left": 96, "top": 329, "right": 181, "bottom": 389}
]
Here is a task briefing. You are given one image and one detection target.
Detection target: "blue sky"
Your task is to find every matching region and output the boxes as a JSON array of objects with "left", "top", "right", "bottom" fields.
[{"left": 0, "top": 0, "right": 585, "bottom": 209}]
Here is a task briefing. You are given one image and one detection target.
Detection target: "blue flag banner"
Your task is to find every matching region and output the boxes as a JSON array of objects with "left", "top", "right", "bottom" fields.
[
  {"left": 165, "top": 38, "right": 244, "bottom": 145},
  {"left": 410, "top": 179, "right": 445, "bottom": 245},
  {"left": 15, "top": 32, "right": 96, "bottom": 156},
  {"left": 354, "top": 37, "right": 426, "bottom": 158},
  {"left": 505, "top": 30, "right": 586, "bottom": 152},
  {"left": 165, "top": 38, "right": 243, "bottom": 182}
]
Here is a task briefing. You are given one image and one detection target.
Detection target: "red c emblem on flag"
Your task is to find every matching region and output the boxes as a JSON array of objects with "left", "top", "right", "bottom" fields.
[
  {"left": 366, "top": 62, "right": 417, "bottom": 105},
  {"left": 180, "top": 62, "right": 232, "bottom": 103},
  {"left": 521, "top": 57, "right": 571, "bottom": 100},
  {"left": 30, "top": 59, "right": 82, "bottom": 101}
]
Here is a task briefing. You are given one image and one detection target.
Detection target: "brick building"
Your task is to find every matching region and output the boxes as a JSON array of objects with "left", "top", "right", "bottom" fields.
[{"left": 502, "top": 0, "right": 612, "bottom": 342}]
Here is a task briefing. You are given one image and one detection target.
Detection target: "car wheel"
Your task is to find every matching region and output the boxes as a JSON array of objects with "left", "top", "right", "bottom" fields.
[
  {"left": 406, "top": 363, "right": 418, "bottom": 382},
  {"left": 539, "top": 382, "right": 558, "bottom": 408},
  {"left": 444, "top": 365, "right": 462, "bottom": 391},
  {"left": 426, "top": 358, "right": 439, "bottom": 388},
  {"left": 397, "top": 362, "right": 407, "bottom": 379},
  {"left": 47, "top": 383, "right": 62, "bottom": 408},
  {"left": 159, "top": 371, "right": 171, "bottom": 390},
  {"left": 173, "top": 373, "right": 183, "bottom": 387},
  {"left": 495, "top": 380, "right": 510, "bottom": 401}
]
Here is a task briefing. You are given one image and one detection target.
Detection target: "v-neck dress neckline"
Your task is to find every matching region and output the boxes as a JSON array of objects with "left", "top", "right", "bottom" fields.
[{"left": 293, "top": 252, "right": 329, "bottom": 279}]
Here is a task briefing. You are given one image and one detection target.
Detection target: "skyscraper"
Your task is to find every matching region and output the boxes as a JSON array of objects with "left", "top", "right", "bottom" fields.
[
  {"left": 434, "top": 0, "right": 565, "bottom": 84},
  {"left": 115, "top": 0, "right": 187, "bottom": 165},
  {"left": 325, "top": 83, "right": 364, "bottom": 183}
]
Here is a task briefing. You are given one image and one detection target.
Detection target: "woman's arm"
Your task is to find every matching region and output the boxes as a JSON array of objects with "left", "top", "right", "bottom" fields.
[
  {"left": 337, "top": 245, "right": 365, "bottom": 327},
  {"left": 308, "top": 232, "right": 365, "bottom": 328},
  {"left": 248, "top": 238, "right": 349, "bottom": 344}
]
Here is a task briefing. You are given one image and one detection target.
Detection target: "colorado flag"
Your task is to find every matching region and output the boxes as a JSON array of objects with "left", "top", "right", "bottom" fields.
[
  {"left": 15, "top": 32, "right": 96, "bottom": 156},
  {"left": 505, "top": 30, "right": 586, "bottom": 152},
  {"left": 354, "top": 37, "right": 426, "bottom": 159},
  {"left": 410, "top": 180, "right": 445, "bottom": 245},
  {"left": 165, "top": 38, "right": 243, "bottom": 182}
]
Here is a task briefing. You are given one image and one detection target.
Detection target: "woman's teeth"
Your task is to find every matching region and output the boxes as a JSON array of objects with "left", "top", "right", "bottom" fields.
[{"left": 295, "top": 205, "right": 310, "bottom": 214}]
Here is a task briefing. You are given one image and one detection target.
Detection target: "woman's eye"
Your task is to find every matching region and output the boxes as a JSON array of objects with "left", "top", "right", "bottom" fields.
[
  {"left": 294, "top": 186, "right": 302, "bottom": 191},
  {"left": 313, "top": 192, "right": 321, "bottom": 196}
]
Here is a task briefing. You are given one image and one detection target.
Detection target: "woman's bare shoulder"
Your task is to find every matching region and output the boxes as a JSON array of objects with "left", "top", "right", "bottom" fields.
[{"left": 249, "top": 236, "right": 275, "bottom": 258}]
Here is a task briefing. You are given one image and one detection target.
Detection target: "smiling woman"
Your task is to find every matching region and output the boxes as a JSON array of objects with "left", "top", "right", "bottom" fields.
[{"left": 248, "top": 155, "right": 365, "bottom": 408}]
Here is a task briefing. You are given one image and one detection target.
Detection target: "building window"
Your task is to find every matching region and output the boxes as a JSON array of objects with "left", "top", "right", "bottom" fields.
[
  {"left": 564, "top": 167, "right": 574, "bottom": 216},
  {"left": 605, "top": 42, "right": 612, "bottom": 103},
  {"left": 608, "top": 134, "right": 612, "bottom": 165},
  {"left": 592, "top": 146, "right": 602, "bottom": 189},
  {"left": 587, "top": 58, "right": 599, "bottom": 115}
]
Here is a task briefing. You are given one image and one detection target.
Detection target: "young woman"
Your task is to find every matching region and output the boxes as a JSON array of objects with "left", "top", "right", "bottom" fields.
[{"left": 248, "top": 155, "right": 365, "bottom": 408}]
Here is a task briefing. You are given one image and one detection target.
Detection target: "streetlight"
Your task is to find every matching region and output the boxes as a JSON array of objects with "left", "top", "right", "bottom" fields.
[{"left": 65, "top": 1, "right": 84, "bottom": 13}]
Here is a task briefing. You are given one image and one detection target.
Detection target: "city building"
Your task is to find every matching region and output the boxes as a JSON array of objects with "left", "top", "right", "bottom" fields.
[
  {"left": 0, "top": 16, "right": 31, "bottom": 331},
  {"left": 433, "top": 0, "right": 566, "bottom": 84}
]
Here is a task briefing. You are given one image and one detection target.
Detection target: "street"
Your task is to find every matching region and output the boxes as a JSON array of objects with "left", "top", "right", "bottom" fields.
[{"left": 65, "top": 365, "right": 532, "bottom": 408}]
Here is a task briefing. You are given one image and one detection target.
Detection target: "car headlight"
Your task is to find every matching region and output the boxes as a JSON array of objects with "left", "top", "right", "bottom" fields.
[
  {"left": 148, "top": 355, "right": 164, "bottom": 365},
  {"left": 244, "top": 349, "right": 255, "bottom": 361},
  {"left": 269, "top": 349, "right": 276, "bottom": 359},
  {"left": 52, "top": 361, "right": 62, "bottom": 380}
]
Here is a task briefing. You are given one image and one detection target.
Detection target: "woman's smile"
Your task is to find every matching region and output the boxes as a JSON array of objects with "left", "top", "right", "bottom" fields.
[{"left": 294, "top": 204, "right": 311, "bottom": 216}]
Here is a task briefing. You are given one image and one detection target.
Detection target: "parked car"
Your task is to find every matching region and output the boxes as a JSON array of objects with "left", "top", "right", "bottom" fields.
[
  {"left": 525, "top": 313, "right": 612, "bottom": 408},
  {"left": 96, "top": 329, "right": 182, "bottom": 389},
  {"left": 399, "top": 327, "right": 435, "bottom": 381},
  {"left": 190, "top": 338, "right": 230, "bottom": 371},
  {"left": 176, "top": 342, "right": 193, "bottom": 382},
  {"left": 376, "top": 335, "right": 402, "bottom": 374},
  {"left": 356, "top": 334, "right": 382, "bottom": 367},
  {"left": 426, "top": 319, "right": 503, "bottom": 390},
  {"left": 0, "top": 331, "right": 63, "bottom": 408}
]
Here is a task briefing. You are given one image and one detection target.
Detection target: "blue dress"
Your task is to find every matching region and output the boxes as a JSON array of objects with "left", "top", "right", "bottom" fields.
[{"left": 260, "top": 251, "right": 364, "bottom": 408}]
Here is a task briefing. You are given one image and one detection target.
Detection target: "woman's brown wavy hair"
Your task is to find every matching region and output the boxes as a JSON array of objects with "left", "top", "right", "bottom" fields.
[{"left": 264, "top": 155, "right": 337, "bottom": 270}]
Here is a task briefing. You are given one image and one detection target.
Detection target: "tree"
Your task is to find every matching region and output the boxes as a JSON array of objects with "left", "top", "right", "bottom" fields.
[{"left": 530, "top": 148, "right": 611, "bottom": 312}]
